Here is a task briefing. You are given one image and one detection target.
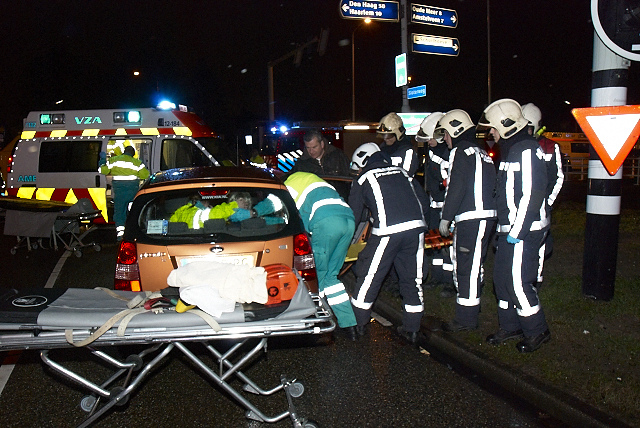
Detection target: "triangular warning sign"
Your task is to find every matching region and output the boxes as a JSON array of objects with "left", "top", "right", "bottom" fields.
[{"left": 572, "top": 105, "right": 640, "bottom": 175}]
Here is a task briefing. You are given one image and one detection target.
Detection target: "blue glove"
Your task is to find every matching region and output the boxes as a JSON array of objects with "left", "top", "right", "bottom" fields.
[
  {"left": 506, "top": 235, "right": 521, "bottom": 244},
  {"left": 229, "top": 208, "right": 251, "bottom": 222},
  {"left": 253, "top": 198, "right": 275, "bottom": 216},
  {"left": 98, "top": 151, "right": 107, "bottom": 167}
]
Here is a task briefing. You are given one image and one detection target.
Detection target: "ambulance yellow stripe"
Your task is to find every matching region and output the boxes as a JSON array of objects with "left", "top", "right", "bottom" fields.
[
  {"left": 173, "top": 127, "right": 192, "bottom": 136},
  {"left": 141, "top": 128, "right": 159, "bottom": 135},
  {"left": 17, "top": 187, "right": 36, "bottom": 198},
  {"left": 64, "top": 189, "right": 79, "bottom": 205},
  {"left": 115, "top": 128, "right": 128, "bottom": 136},
  {"left": 88, "top": 187, "right": 108, "bottom": 222},
  {"left": 50, "top": 130, "right": 67, "bottom": 138},
  {"left": 35, "top": 188, "right": 55, "bottom": 200},
  {"left": 21, "top": 131, "right": 36, "bottom": 139},
  {"left": 82, "top": 129, "right": 100, "bottom": 136}
]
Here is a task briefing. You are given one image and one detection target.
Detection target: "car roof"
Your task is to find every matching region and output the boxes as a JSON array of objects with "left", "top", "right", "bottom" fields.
[{"left": 142, "top": 166, "right": 283, "bottom": 191}]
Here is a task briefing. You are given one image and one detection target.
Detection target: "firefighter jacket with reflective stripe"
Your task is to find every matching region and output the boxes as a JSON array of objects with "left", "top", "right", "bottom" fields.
[
  {"left": 99, "top": 154, "right": 150, "bottom": 181},
  {"left": 380, "top": 135, "right": 419, "bottom": 177},
  {"left": 284, "top": 172, "right": 353, "bottom": 233},
  {"left": 495, "top": 129, "right": 550, "bottom": 240},
  {"left": 537, "top": 136, "right": 565, "bottom": 207},
  {"left": 349, "top": 152, "right": 426, "bottom": 236},
  {"left": 441, "top": 132, "right": 497, "bottom": 224},
  {"left": 426, "top": 142, "right": 450, "bottom": 208}
]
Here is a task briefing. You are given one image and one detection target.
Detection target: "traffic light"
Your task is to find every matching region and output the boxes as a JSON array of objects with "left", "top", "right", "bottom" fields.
[{"left": 594, "top": 0, "right": 640, "bottom": 60}]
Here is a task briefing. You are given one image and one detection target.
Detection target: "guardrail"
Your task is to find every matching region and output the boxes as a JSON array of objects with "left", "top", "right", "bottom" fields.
[{"left": 563, "top": 156, "right": 640, "bottom": 185}]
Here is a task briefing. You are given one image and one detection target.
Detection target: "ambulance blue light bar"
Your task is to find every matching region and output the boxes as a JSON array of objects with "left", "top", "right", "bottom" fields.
[
  {"left": 113, "top": 111, "right": 141, "bottom": 123},
  {"left": 39, "top": 113, "right": 65, "bottom": 125}
]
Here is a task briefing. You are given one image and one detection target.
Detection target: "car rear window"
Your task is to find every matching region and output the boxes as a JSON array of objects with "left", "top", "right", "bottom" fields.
[{"left": 132, "top": 186, "right": 298, "bottom": 243}]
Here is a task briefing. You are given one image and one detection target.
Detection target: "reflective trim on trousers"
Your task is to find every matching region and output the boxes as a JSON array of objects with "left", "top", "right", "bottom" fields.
[
  {"left": 351, "top": 236, "right": 390, "bottom": 311},
  {"left": 511, "top": 240, "right": 541, "bottom": 317},
  {"left": 405, "top": 303, "right": 424, "bottom": 313}
]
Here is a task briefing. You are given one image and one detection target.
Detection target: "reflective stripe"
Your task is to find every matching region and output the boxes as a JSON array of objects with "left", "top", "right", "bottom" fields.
[
  {"left": 295, "top": 181, "right": 335, "bottom": 209},
  {"left": 455, "top": 209, "right": 497, "bottom": 222},
  {"left": 511, "top": 240, "right": 541, "bottom": 317},
  {"left": 323, "top": 282, "right": 347, "bottom": 296},
  {"left": 498, "top": 300, "right": 510, "bottom": 310},
  {"left": 496, "top": 218, "right": 550, "bottom": 233},
  {"left": 405, "top": 303, "right": 424, "bottom": 313},
  {"left": 309, "top": 198, "right": 350, "bottom": 221},
  {"left": 327, "top": 293, "right": 350, "bottom": 306},
  {"left": 351, "top": 236, "right": 390, "bottom": 310},
  {"left": 112, "top": 176, "right": 141, "bottom": 181},
  {"left": 371, "top": 219, "right": 425, "bottom": 236}
]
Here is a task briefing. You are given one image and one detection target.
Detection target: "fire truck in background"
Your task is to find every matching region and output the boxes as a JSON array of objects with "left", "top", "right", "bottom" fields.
[
  {"left": 252, "top": 121, "right": 378, "bottom": 172},
  {"left": 5, "top": 104, "right": 233, "bottom": 222}
]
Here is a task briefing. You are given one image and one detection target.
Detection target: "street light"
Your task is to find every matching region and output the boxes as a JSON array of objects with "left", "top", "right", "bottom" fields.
[{"left": 352, "top": 18, "right": 371, "bottom": 122}]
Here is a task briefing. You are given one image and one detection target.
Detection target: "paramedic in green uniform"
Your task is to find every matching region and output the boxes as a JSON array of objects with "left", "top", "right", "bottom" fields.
[
  {"left": 99, "top": 146, "right": 149, "bottom": 240},
  {"left": 285, "top": 172, "right": 357, "bottom": 340}
]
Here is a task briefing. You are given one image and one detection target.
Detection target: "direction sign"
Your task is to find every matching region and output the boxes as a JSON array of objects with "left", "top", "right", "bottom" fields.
[
  {"left": 407, "top": 85, "right": 427, "bottom": 99},
  {"left": 411, "top": 3, "right": 458, "bottom": 28},
  {"left": 395, "top": 53, "right": 407, "bottom": 87},
  {"left": 339, "top": 0, "right": 399, "bottom": 22},
  {"left": 572, "top": 105, "right": 640, "bottom": 174},
  {"left": 412, "top": 33, "right": 460, "bottom": 57}
]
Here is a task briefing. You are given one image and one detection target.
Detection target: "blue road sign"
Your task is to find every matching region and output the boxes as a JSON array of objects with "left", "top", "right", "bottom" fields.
[
  {"left": 412, "top": 33, "right": 460, "bottom": 57},
  {"left": 411, "top": 3, "right": 458, "bottom": 28},
  {"left": 339, "top": 0, "right": 399, "bottom": 22},
  {"left": 407, "top": 85, "right": 427, "bottom": 99}
]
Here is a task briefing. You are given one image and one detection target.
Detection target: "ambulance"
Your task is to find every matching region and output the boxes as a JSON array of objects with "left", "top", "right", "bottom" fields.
[{"left": 5, "top": 104, "right": 232, "bottom": 222}]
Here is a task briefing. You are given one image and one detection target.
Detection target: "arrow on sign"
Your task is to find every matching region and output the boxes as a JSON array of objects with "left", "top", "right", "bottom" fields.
[{"left": 572, "top": 105, "right": 640, "bottom": 175}]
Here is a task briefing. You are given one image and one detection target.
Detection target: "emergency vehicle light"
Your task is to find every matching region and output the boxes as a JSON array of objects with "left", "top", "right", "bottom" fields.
[
  {"left": 113, "top": 111, "right": 141, "bottom": 124},
  {"left": 40, "top": 114, "right": 65, "bottom": 125},
  {"left": 157, "top": 101, "right": 176, "bottom": 110}
]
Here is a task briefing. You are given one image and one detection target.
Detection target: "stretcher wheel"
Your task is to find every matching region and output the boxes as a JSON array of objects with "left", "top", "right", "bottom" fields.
[
  {"left": 74, "top": 249, "right": 83, "bottom": 258},
  {"left": 10, "top": 248, "right": 17, "bottom": 255},
  {"left": 288, "top": 382, "right": 304, "bottom": 398},
  {"left": 31, "top": 242, "right": 38, "bottom": 250},
  {"left": 303, "top": 420, "right": 320, "bottom": 428},
  {"left": 93, "top": 243, "right": 102, "bottom": 252},
  {"left": 80, "top": 395, "right": 97, "bottom": 413}
]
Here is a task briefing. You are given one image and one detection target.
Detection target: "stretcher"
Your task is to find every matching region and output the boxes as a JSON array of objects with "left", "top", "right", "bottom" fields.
[
  {"left": 0, "top": 197, "right": 102, "bottom": 256},
  {"left": 0, "top": 279, "right": 335, "bottom": 427}
]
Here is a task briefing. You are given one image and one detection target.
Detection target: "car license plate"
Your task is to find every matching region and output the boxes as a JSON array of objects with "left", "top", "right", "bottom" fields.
[{"left": 178, "top": 254, "right": 255, "bottom": 267}]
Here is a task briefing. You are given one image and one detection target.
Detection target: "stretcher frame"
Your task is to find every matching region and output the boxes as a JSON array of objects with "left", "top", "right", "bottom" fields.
[{"left": 0, "top": 288, "right": 335, "bottom": 428}]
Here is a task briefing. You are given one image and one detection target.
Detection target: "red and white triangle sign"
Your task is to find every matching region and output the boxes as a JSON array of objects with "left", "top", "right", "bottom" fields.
[{"left": 571, "top": 105, "right": 640, "bottom": 175}]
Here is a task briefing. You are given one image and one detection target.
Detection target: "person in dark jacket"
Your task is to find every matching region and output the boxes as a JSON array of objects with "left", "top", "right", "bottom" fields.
[
  {"left": 478, "top": 98, "right": 551, "bottom": 353},
  {"left": 287, "top": 129, "right": 350, "bottom": 177},
  {"left": 377, "top": 112, "right": 419, "bottom": 177},
  {"left": 415, "top": 112, "right": 455, "bottom": 293},
  {"left": 348, "top": 143, "right": 427, "bottom": 344},
  {"left": 435, "top": 109, "right": 497, "bottom": 332},
  {"left": 521, "top": 103, "right": 565, "bottom": 288}
]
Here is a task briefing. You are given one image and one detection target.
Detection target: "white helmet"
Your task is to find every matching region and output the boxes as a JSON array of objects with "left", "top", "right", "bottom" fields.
[
  {"left": 376, "top": 112, "right": 405, "bottom": 140},
  {"left": 521, "top": 103, "right": 542, "bottom": 134},
  {"left": 351, "top": 142, "right": 381, "bottom": 170},
  {"left": 415, "top": 112, "right": 444, "bottom": 143},
  {"left": 478, "top": 98, "right": 529, "bottom": 139},
  {"left": 434, "top": 109, "right": 475, "bottom": 139}
]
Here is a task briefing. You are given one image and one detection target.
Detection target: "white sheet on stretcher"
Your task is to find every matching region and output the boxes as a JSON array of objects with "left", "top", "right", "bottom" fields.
[{"left": 31, "top": 279, "right": 315, "bottom": 332}]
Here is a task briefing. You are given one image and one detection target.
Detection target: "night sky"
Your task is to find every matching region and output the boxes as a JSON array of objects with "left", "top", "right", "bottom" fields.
[{"left": 1, "top": 0, "right": 639, "bottom": 142}]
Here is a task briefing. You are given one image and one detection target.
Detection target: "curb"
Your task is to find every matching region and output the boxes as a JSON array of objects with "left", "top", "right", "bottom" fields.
[{"left": 373, "top": 297, "right": 632, "bottom": 428}]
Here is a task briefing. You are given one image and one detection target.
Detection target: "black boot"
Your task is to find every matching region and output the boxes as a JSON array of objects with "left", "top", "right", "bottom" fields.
[{"left": 516, "top": 330, "right": 551, "bottom": 353}]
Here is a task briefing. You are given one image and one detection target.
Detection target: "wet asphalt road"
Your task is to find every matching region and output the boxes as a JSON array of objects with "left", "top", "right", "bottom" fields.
[{"left": 0, "top": 226, "right": 550, "bottom": 427}]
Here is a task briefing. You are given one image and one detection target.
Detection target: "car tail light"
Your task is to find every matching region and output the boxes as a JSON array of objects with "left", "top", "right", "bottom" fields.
[
  {"left": 114, "top": 241, "right": 141, "bottom": 291},
  {"left": 293, "top": 233, "right": 316, "bottom": 281}
]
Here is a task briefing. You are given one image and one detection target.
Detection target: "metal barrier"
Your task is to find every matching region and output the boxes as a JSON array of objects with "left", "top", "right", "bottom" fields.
[{"left": 563, "top": 156, "right": 640, "bottom": 184}]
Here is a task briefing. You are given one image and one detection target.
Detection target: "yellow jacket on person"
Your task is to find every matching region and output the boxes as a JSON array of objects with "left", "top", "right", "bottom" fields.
[{"left": 170, "top": 201, "right": 239, "bottom": 229}]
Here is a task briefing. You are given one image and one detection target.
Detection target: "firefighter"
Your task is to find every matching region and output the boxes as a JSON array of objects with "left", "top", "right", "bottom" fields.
[
  {"left": 377, "top": 112, "right": 419, "bottom": 177},
  {"left": 283, "top": 172, "right": 358, "bottom": 340},
  {"left": 349, "top": 143, "right": 426, "bottom": 344},
  {"left": 415, "top": 112, "right": 455, "bottom": 294},
  {"left": 478, "top": 99, "right": 551, "bottom": 353},
  {"left": 434, "top": 110, "right": 497, "bottom": 332},
  {"left": 99, "top": 146, "right": 149, "bottom": 240},
  {"left": 521, "top": 103, "right": 565, "bottom": 287}
]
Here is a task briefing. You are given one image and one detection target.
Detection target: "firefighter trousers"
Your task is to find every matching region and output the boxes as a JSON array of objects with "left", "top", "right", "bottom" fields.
[
  {"left": 351, "top": 229, "right": 425, "bottom": 332},
  {"left": 493, "top": 231, "right": 549, "bottom": 337},
  {"left": 425, "top": 207, "right": 453, "bottom": 284},
  {"left": 311, "top": 215, "right": 356, "bottom": 328},
  {"left": 451, "top": 219, "right": 495, "bottom": 328}
]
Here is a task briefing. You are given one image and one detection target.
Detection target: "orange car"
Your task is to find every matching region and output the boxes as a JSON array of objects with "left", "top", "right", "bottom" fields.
[{"left": 113, "top": 166, "right": 317, "bottom": 294}]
